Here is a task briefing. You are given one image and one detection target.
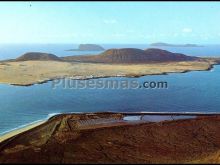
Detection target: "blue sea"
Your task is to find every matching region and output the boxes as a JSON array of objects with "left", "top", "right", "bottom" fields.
[
  {"left": 0, "top": 44, "right": 220, "bottom": 135},
  {"left": 1, "top": 44, "right": 220, "bottom": 60}
]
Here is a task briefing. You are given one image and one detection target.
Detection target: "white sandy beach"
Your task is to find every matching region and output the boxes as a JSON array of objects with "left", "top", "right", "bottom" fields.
[{"left": 0, "top": 120, "right": 45, "bottom": 143}]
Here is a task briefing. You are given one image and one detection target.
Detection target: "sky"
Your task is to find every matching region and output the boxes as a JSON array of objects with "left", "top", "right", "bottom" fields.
[{"left": 0, "top": 2, "right": 220, "bottom": 44}]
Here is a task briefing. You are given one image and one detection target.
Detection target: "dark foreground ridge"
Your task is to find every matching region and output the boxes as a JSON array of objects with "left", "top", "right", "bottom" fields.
[
  {"left": 1, "top": 112, "right": 220, "bottom": 163},
  {"left": 62, "top": 48, "right": 199, "bottom": 63}
]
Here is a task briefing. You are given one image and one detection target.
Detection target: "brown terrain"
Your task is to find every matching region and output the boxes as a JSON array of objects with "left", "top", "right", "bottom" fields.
[
  {"left": 1, "top": 49, "right": 220, "bottom": 164},
  {"left": 0, "top": 113, "right": 220, "bottom": 164},
  {"left": 0, "top": 60, "right": 216, "bottom": 86},
  {"left": 16, "top": 52, "right": 62, "bottom": 61},
  {"left": 0, "top": 48, "right": 219, "bottom": 86},
  {"left": 62, "top": 48, "right": 199, "bottom": 63}
]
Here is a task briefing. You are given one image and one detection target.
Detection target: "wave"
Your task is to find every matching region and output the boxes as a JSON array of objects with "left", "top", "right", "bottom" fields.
[
  {"left": 0, "top": 112, "right": 86, "bottom": 136},
  {"left": 0, "top": 119, "right": 45, "bottom": 136},
  {"left": 46, "top": 112, "right": 62, "bottom": 119}
]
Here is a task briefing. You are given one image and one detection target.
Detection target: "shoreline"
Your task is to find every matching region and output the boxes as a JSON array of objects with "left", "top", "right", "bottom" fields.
[
  {"left": 1, "top": 111, "right": 220, "bottom": 144},
  {"left": 0, "top": 120, "right": 46, "bottom": 143},
  {"left": 1, "top": 112, "right": 220, "bottom": 163},
  {"left": 0, "top": 61, "right": 219, "bottom": 87}
]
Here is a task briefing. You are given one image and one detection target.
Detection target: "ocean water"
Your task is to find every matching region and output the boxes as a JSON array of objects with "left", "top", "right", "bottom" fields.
[
  {"left": 1, "top": 44, "right": 220, "bottom": 60},
  {"left": 0, "top": 44, "right": 220, "bottom": 135}
]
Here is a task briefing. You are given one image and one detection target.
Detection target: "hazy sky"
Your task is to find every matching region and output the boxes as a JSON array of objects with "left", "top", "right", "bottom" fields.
[{"left": 0, "top": 2, "right": 220, "bottom": 44}]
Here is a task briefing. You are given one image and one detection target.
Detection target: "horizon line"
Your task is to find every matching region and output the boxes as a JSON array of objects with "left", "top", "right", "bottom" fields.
[{"left": 0, "top": 43, "right": 219, "bottom": 45}]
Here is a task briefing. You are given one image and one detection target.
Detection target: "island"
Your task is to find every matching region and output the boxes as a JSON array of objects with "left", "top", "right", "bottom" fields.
[
  {"left": 0, "top": 48, "right": 219, "bottom": 86},
  {"left": 1, "top": 48, "right": 220, "bottom": 163},
  {"left": 1, "top": 112, "right": 220, "bottom": 163},
  {"left": 150, "top": 42, "right": 203, "bottom": 47},
  {"left": 66, "top": 44, "right": 105, "bottom": 51}
]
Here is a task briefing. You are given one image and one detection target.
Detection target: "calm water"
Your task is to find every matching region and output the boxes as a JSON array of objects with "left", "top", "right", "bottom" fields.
[
  {"left": 0, "top": 44, "right": 220, "bottom": 135},
  {"left": 1, "top": 44, "right": 220, "bottom": 60}
]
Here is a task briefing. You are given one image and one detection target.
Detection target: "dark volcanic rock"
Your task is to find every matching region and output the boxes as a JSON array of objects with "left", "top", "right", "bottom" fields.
[
  {"left": 16, "top": 52, "right": 62, "bottom": 61},
  {"left": 62, "top": 48, "right": 198, "bottom": 63},
  {"left": 0, "top": 113, "right": 220, "bottom": 163},
  {"left": 143, "top": 48, "right": 197, "bottom": 61}
]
